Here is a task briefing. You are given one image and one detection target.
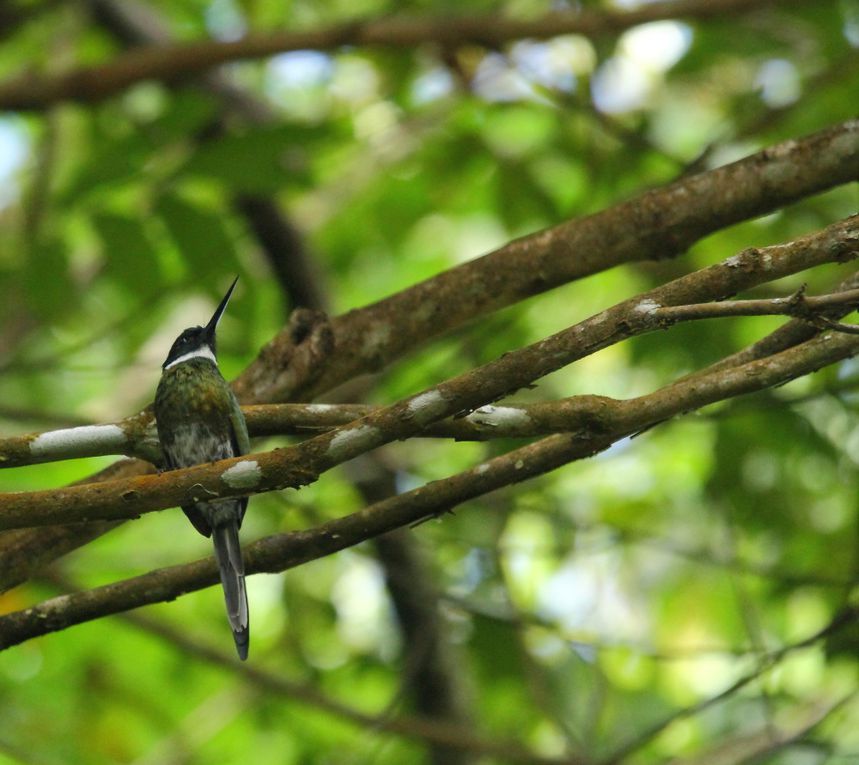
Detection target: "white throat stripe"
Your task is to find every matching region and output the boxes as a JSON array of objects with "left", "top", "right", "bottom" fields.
[{"left": 165, "top": 347, "right": 217, "bottom": 369}]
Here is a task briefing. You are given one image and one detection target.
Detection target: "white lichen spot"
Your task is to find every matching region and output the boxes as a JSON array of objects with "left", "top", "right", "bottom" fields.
[
  {"left": 361, "top": 321, "right": 392, "bottom": 357},
  {"left": 767, "top": 138, "right": 798, "bottom": 159},
  {"left": 514, "top": 459, "right": 525, "bottom": 470},
  {"left": 724, "top": 255, "right": 743, "bottom": 268},
  {"left": 761, "top": 252, "right": 774, "bottom": 271},
  {"left": 30, "top": 424, "right": 125, "bottom": 457},
  {"left": 530, "top": 228, "right": 556, "bottom": 249},
  {"left": 633, "top": 299, "right": 661, "bottom": 316},
  {"left": 467, "top": 405, "right": 532, "bottom": 430},
  {"left": 221, "top": 460, "right": 262, "bottom": 489},
  {"left": 831, "top": 126, "right": 859, "bottom": 159},
  {"left": 326, "top": 425, "right": 380, "bottom": 461},
  {"left": 475, "top": 463, "right": 490, "bottom": 474},
  {"left": 406, "top": 390, "right": 448, "bottom": 425},
  {"left": 306, "top": 403, "right": 337, "bottom": 413}
]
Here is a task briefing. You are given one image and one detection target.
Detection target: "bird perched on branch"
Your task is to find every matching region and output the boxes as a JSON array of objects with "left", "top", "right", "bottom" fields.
[{"left": 154, "top": 276, "right": 251, "bottom": 660}]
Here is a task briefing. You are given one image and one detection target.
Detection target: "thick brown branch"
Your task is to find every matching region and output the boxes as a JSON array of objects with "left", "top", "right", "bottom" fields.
[
  {"left": 233, "top": 121, "right": 859, "bottom": 404},
  {"left": 0, "top": 0, "right": 791, "bottom": 111},
  {"left": 0, "top": 459, "right": 150, "bottom": 593}
]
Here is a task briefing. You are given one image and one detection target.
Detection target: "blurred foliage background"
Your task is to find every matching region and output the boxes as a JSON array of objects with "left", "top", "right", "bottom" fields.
[{"left": 1, "top": 0, "right": 859, "bottom": 763}]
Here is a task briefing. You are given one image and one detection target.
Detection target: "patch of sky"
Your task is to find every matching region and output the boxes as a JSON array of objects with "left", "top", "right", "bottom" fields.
[
  {"left": 755, "top": 58, "right": 801, "bottom": 108},
  {"left": 843, "top": 0, "right": 859, "bottom": 47},
  {"left": 620, "top": 21, "right": 692, "bottom": 72},
  {"left": 473, "top": 52, "right": 539, "bottom": 103},
  {"left": 204, "top": 0, "right": 247, "bottom": 41},
  {"left": 411, "top": 67, "right": 455, "bottom": 106},
  {"left": 0, "top": 118, "right": 29, "bottom": 209},
  {"left": 511, "top": 40, "right": 577, "bottom": 92},
  {"left": 267, "top": 50, "right": 334, "bottom": 89},
  {"left": 331, "top": 553, "right": 394, "bottom": 656},
  {"left": 592, "top": 21, "right": 692, "bottom": 114}
]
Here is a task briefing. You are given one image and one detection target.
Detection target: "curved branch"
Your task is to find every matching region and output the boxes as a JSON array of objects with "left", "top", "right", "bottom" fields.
[
  {"left": 104, "top": 609, "right": 582, "bottom": 765},
  {"left": 601, "top": 608, "right": 859, "bottom": 764},
  {"left": 0, "top": 0, "right": 791, "bottom": 111}
]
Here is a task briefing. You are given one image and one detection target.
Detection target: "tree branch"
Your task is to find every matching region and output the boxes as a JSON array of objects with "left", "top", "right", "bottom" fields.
[
  {"left": 1, "top": 216, "right": 857, "bottom": 527},
  {"left": 0, "top": 459, "right": 151, "bottom": 594},
  {"left": 350, "top": 456, "right": 478, "bottom": 765},
  {"left": 667, "top": 695, "right": 854, "bottom": 765},
  {"left": 601, "top": 607, "right": 859, "bottom": 764},
  {"left": 652, "top": 286, "right": 859, "bottom": 323},
  {"left": 7, "top": 235, "right": 859, "bottom": 468},
  {"left": 4, "top": 324, "right": 859, "bottom": 648},
  {"left": 3, "top": 122, "right": 857, "bottom": 591},
  {"left": 9, "top": 278, "right": 859, "bottom": 469},
  {"left": 0, "top": 0, "right": 795, "bottom": 111},
  {"left": 233, "top": 120, "right": 859, "bottom": 404}
]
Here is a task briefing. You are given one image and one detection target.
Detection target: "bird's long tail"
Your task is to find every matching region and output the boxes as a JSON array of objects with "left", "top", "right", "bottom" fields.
[{"left": 212, "top": 521, "right": 249, "bottom": 660}]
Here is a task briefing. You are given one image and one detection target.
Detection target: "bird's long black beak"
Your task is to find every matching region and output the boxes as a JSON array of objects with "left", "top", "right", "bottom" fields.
[{"left": 204, "top": 276, "right": 239, "bottom": 343}]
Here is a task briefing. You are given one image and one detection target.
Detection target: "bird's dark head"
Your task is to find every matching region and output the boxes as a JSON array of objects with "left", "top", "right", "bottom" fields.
[{"left": 162, "top": 276, "right": 239, "bottom": 370}]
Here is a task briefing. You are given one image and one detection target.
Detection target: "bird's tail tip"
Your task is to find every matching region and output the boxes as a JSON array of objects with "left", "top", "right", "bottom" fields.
[
  {"left": 234, "top": 626, "right": 249, "bottom": 661},
  {"left": 212, "top": 521, "right": 250, "bottom": 661}
]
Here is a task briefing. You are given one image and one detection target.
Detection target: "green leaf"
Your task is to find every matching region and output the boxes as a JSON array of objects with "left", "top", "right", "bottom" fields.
[
  {"left": 24, "top": 238, "right": 73, "bottom": 320},
  {"left": 155, "top": 192, "right": 238, "bottom": 280},
  {"left": 92, "top": 212, "right": 161, "bottom": 296},
  {"left": 178, "top": 125, "right": 316, "bottom": 193}
]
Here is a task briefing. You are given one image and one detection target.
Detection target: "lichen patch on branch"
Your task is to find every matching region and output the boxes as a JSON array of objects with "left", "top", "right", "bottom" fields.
[
  {"left": 221, "top": 460, "right": 262, "bottom": 489},
  {"left": 306, "top": 404, "right": 337, "bottom": 413},
  {"left": 466, "top": 405, "right": 532, "bottom": 429},
  {"left": 633, "top": 299, "right": 661, "bottom": 316},
  {"left": 30, "top": 425, "right": 126, "bottom": 458},
  {"left": 325, "top": 425, "right": 381, "bottom": 461},
  {"left": 406, "top": 390, "right": 448, "bottom": 425}
]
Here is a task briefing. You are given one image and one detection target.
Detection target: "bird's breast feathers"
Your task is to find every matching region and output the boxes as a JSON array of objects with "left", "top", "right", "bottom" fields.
[{"left": 155, "top": 361, "right": 240, "bottom": 467}]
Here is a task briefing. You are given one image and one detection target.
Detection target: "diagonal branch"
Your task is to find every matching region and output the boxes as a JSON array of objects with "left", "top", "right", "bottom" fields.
[
  {"left": 121, "top": 613, "right": 587, "bottom": 765},
  {"left": 0, "top": 0, "right": 797, "bottom": 111},
  {"left": 652, "top": 286, "right": 859, "bottom": 322},
  {"left": 2, "top": 122, "right": 857, "bottom": 591},
  {"left": 7, "top": 276, "right": 859, "bottom": 468},
  {"left": 4, "top": 324, "right": 859, "bottom": 649},
  {"left": 600, "top": 608, "right": 859, "bottom": 764},
  {"left": 233, "top": 120, "right": 859, "bottom": 404},
  {"left": 1, "top": 216, "right": 857, "bottom": 528}
]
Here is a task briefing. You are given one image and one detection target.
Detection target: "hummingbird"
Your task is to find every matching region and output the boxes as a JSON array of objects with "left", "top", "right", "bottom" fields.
[{"left": 154, "top": 276, "right": 251, "bottom": 660}]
